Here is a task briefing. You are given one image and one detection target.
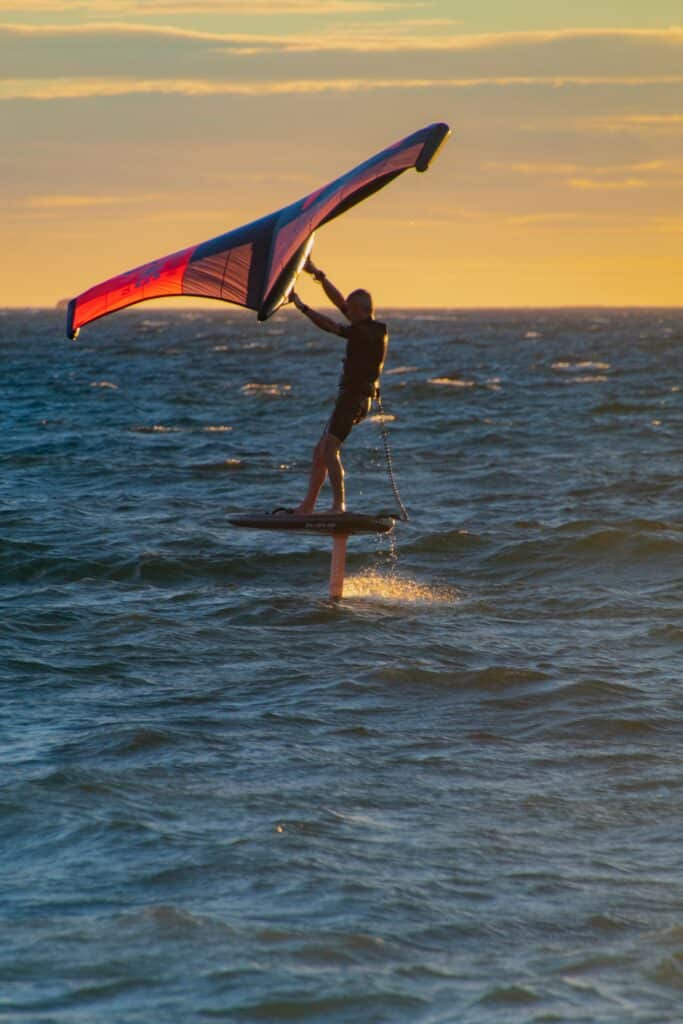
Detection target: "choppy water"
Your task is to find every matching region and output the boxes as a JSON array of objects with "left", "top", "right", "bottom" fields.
[{"left": 1, "top": 306, "right": 682, "bottom": 1023}]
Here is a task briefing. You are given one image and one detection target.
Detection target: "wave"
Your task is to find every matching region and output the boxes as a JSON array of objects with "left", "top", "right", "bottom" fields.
[
  {"left": 404, "top": 528, "right": 485, "bottom": 555},
  {"left": 593, "top": 399, "right": 658, "bottom": 415},
  {"left": 129, "top": 424, "right": 181, "bottom": 434},
  {"left": 485, "top": 520, "right": 683, "bottom": 570},
  {"left": 0, "top": 545, "right": 309, "bottom": 585},
  {"left": 190, "top": 458, "right": 244, "bottom": 473},
  {"left": 552, "top": 360, "right": 610, "bottom": 372},
  {"left": 478, "top": 984, "right": 539, "bottom": 1007},
  {"left": 241, "top": 382, "right": 292, "bottom": 397}
]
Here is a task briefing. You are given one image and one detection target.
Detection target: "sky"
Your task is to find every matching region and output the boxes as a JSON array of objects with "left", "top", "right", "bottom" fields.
[{"left": 1, "top": 1, "right": 681, "bottom": 309}]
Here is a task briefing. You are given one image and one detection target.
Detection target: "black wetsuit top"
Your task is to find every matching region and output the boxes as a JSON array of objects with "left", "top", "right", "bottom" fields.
[{"left": 339, "top": 319, "right": 388, "bottom": 398}]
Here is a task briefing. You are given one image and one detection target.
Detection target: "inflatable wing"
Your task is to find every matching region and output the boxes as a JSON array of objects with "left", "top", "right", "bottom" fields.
[{"left": 66, "top": 122, "right": 450, "bottom": 339}]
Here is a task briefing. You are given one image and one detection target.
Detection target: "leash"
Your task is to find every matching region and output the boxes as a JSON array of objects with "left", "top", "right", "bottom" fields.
[{"left": 376, "top": 391, "right": 409, "bottom": 522}]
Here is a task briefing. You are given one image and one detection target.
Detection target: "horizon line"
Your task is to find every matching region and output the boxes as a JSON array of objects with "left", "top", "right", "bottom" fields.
[{"left": 3, "top": 304, "right": 682, "bottom": 313}]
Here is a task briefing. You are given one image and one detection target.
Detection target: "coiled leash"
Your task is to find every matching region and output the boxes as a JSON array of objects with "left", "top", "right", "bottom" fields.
[{"left": 376, "top": 390, "right": 410, "bottom": 522}]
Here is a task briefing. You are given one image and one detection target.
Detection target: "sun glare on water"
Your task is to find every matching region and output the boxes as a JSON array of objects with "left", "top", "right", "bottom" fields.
[{"left": 343, "top": 567, "right": 459, "bottom": 605}]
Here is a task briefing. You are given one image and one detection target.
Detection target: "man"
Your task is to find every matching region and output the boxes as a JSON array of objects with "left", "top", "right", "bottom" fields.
[{"left": 290, "top": 258, "right": 388, "bottom": 514}]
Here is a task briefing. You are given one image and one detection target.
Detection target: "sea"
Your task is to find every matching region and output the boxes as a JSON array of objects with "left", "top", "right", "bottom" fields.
[{"left": 1, "top": 306, "right": 682, "bottom": 1023}]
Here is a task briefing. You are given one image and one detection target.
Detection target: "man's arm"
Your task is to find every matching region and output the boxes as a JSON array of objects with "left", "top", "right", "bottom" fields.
[
  {"left": 290, "top": 292, "right": 346, "bottom": 337},
  {"left": 304, "top": 258, "right": 347, "bottom": 316}
]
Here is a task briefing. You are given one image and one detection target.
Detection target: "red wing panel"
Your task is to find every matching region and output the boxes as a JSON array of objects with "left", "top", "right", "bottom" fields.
[{"left": 69, "top": 244, "right": 195, "bottom": 336}]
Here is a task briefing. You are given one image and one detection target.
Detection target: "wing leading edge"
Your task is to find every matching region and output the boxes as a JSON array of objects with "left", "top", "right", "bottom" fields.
[{"left": 66, "top": 122, "right": 450, "bottom": 339}]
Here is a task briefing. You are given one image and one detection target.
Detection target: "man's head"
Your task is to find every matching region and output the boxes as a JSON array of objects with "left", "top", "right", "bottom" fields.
[{"left": 345, "top": 289, "right": 373, "bottom": 324}]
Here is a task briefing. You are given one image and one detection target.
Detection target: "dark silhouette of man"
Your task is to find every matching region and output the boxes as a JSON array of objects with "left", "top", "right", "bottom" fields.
[{"left": 290, "top": 258, "right": 387, "bottom": 513}]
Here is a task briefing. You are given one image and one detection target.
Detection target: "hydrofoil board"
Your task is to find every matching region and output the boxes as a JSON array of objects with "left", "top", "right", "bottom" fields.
[{"left": 229, "top": 510, "right": 395, "bottom": 535}]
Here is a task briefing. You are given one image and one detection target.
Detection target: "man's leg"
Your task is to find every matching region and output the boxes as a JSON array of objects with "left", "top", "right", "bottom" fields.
[
  {"left": 295, "top": 432, "right": 345, "bottom": 513},
  {"left": 323, "top": 434, "right": 345, "bottom": 512},
  {"left": 295, "top": 433, "right": 328, "bottom": 514}
]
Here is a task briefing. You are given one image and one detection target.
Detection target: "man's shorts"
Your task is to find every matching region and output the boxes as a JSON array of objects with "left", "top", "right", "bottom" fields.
[{"left": 327, "top": 389, "right": 372, "bottom": 443}]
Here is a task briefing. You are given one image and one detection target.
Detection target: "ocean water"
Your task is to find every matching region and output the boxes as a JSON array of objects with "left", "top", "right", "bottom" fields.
[{"left": 1, "top": 306, "right": 682, "bottom": 1023}]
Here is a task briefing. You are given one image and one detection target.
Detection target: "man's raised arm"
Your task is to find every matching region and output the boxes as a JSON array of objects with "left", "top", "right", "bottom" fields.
[
  {"left": 290, "top": 292, "right": 345, "bottom": 337},
  {"left": 303, "top": 258, "right": 347, "bottom": 316}
]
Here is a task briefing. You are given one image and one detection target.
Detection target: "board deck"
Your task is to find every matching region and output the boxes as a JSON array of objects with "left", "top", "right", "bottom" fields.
[{"left": 229, "top": 511, "right": 395, "bottom": 535}]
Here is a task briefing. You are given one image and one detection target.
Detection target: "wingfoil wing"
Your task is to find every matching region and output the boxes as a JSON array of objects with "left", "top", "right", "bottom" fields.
[{"left": 66, "top": 122, "right": 450, "bottom": 339}]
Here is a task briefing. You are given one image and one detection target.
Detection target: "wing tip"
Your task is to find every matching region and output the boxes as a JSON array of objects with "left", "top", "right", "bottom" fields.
[
  {"left": 66, "top": 298, "right": 79, "bottom": 340},
  {"left": 416, "top": 122, "right": 451, "bottom": 173}
]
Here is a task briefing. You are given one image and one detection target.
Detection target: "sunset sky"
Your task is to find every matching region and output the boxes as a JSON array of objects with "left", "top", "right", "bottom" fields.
[{"left": 1, "top": 1, "right": 681, "bottom": 309}]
